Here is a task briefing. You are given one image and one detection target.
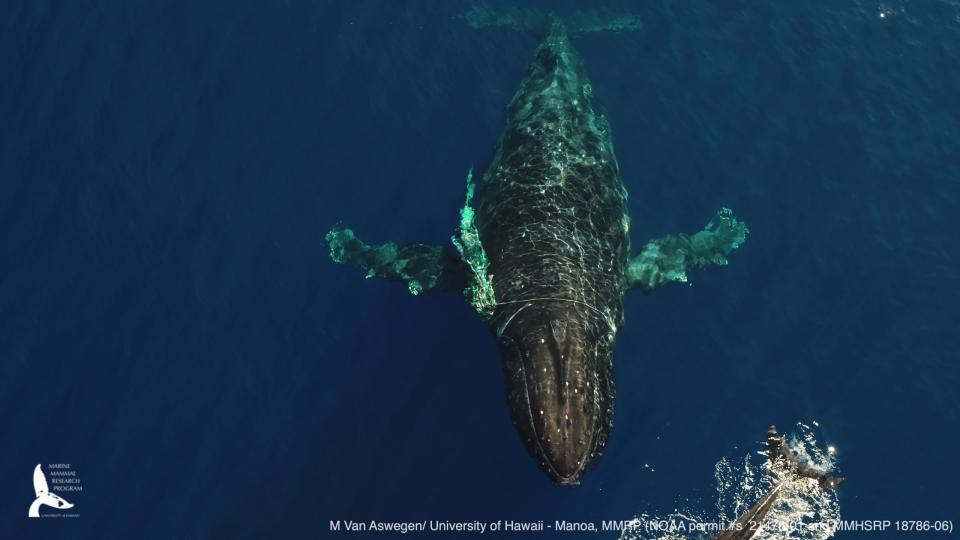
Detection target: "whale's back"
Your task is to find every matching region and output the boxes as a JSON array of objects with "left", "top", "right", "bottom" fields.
[
  {"left": 477, "top": 28, "right": 629, "bottom": 325},
  {"left": 475, "top": 23, "right": 631, "bottom": 484}
]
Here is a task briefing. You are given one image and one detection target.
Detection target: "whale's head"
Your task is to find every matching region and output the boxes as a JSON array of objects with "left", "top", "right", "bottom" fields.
[{"left": 495, "top": 300, "right": 615, "bottom": 485}]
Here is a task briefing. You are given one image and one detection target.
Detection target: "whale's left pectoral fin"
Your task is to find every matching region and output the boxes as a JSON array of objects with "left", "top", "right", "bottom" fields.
[
  {"left": 626, "top": 207, "right": 748, "bottom": 293},
  {"left": 326, "top": 227, "right": 469, "bottom": 295}
]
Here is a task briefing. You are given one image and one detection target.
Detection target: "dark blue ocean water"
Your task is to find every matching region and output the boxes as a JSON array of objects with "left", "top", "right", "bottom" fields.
[{"left": 1, "top": 1, "right": 958, "bottom": 538}]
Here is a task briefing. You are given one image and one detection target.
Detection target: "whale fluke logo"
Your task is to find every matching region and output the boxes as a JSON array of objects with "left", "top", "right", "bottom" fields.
[{"left": 28, "top": 464, "right": 74, "bottom": 518}]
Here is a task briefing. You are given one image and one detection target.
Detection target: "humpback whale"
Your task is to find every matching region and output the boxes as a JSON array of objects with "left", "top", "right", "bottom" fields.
[{"left": 326, "top": 7, "right": 748, "bottom": 484}]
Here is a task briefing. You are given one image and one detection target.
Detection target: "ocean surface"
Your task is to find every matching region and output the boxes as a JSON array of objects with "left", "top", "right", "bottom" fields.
[{"left": 1, "top": 1, "right": 958, "bottom": 538}]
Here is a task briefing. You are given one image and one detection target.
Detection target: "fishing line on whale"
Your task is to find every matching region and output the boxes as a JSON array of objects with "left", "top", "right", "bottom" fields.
[{"left": 495, "top": 297, "right": 617, "bottom": 336}]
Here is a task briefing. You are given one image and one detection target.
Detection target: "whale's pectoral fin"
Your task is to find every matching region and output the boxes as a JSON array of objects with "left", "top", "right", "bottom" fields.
[
  {"left": 326, "top": 226, "right": 469, "bottom": 295},
  {"left": 626, "top": 207, "right": 748, "bottom": 293}
]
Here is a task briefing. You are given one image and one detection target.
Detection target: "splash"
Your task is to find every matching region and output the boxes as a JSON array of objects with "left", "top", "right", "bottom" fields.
[{"left": 621, "top": 423, "right": 842, "bottom": 540}]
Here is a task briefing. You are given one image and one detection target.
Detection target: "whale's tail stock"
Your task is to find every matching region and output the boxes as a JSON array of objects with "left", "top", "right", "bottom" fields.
[{"left": 461, "top": 4, "right": 641, "bottom": 38}]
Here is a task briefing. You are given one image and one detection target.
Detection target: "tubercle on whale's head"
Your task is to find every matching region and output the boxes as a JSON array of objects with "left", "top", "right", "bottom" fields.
[{"left": 495, "top": 301, "right": 615, "bottom": 485}]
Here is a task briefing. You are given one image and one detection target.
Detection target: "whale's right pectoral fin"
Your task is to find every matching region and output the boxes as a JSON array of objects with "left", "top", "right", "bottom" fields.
[
  {"left": 328, "top": 168, "right": 496, "bottom": 317},
  {"left": 626, "top": 207, "right": 748, "bottom": 293},
  {"left": 326, "top": 226, "right": 469, "bottom": 296}
]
